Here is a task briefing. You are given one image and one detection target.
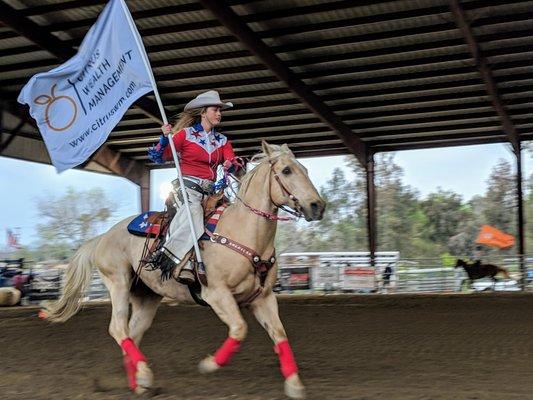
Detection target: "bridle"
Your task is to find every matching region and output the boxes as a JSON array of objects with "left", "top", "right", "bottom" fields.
[
  {"left": 224, "top": 159, "right": 303, "bottom": 221},
  {"left": 270, "top": 162, "right": 304, "bottom": 219},
  {"left": 202, "top": 158, "right": 303, "bottom": 293}
]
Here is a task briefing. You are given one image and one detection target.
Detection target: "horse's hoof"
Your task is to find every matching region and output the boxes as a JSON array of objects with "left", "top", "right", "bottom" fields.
[
  {"left": 134, "top": 386, "right": 149, "bottom": 395},
  {"left": 135, "top": 361, "right": 154, "bottom": 392},
  {"left": 284, "top": 374, "right": 306, "bottom": 399},
  {"left": 198, "top": 355, "right": 220, "bottom": 374}
]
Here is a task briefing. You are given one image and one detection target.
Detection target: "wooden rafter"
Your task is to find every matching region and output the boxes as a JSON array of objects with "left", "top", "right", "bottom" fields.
[
  {"left": 198, "top": 0, "right": 367, "bottom": 166},
  {"left": 0, "top": 120, "right": 25, "bottom": 154},
  {"left": 450, "top": 0, "right": 520, "bottom": 154}
]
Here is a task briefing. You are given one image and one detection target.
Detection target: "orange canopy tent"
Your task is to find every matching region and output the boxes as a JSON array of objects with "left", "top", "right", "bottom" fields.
[{"left": 475, "top": 225, "right": 515, "bottom": 249}]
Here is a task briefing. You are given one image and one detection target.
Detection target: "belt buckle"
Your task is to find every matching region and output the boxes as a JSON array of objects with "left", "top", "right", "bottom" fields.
[{"left": 200, "top": 181, "right": 213, "bottom": 193}]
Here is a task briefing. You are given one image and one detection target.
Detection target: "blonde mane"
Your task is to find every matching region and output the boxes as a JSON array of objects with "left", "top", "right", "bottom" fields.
[{"left": 237, "top": 144, "right": 291, "bottom": 197}]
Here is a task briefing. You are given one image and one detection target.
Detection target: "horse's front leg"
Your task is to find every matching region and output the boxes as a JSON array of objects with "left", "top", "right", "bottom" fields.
[
  {"left": 492, "top": 275, "right": 499, "bottom": 290},
  {"left": 251, "top": 292, "right": 305, "bottom": 399},
  {"left": 198, "top": 287, "right": 247, "bottom": 374}
]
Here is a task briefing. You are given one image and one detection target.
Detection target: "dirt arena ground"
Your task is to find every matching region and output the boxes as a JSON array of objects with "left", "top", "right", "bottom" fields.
[{"left": 1, "top": 293, "right": 532, "bottom": 400}]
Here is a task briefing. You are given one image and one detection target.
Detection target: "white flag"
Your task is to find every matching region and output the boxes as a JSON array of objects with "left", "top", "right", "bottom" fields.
[{"left": 18, "top": 0, "right": 153, "bottom": 172}]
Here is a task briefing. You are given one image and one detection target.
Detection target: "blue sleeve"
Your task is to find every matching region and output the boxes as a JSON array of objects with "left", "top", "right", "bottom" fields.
[{"left": 147, "top": 135, "right": 169, "bottom": 164}]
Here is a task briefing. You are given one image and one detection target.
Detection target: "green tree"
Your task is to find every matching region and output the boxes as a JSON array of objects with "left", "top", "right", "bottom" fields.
[
  {"left": 275, "top": 153, "right": 525, "bottom": 260},
  {"left": 373, "top": 154, "right": 430, "bottom": 257},
  {"left": 35, "top": 187, "right": 115, "bottom": 259},
  {"left": 421, "top": 189, "right": 466, "bottom": 249},
  {"left": 524, "top": 173, "right": 533, "bottom": 252},
  {"left": 315, "top": 167, "right": 366, "bottom": 250},
  {"left": 483, "top": 159, "right": 516, "bottom": 233}
]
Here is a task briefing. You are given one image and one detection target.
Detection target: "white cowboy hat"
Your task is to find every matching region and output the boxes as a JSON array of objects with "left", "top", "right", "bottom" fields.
[{"left": 184, "top": 90, "right": 233, "bottom": 111}]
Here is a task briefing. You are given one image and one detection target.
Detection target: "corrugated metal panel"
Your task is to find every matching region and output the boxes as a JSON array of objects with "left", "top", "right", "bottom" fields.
[{"left": 2, "top": 0, "right": 533, "bottom": 167}]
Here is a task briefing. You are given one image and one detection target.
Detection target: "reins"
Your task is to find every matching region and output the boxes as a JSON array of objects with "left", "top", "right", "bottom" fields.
[
  {"left": 199, "top": 159, "right": 300, "bottom": 289},
  {"left": 222, "top": 160, "right": 303, "bottom": 221}
]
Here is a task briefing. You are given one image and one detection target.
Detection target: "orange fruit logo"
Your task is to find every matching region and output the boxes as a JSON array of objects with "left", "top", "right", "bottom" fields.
[{"left": 34, "top": 84, "right": 78, "bottom": 132}]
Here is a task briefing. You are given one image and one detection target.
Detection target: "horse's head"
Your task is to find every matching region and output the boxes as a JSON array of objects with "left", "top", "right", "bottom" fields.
[
  {"left": 261, "top": 141, "right": 326, "bottom": 221},
  {"left": 455, "top": 259, "right": 466, "bottom": 268}
]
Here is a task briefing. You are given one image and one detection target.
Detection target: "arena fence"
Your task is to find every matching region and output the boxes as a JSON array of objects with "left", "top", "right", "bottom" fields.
[
  {"left": 3, "top": 254, "right": 533, "bottom": 304},
  {"left": 26, "top": 269, "right": 108, "bottom": 303},
  {"left": 277, "top": 253, "right": 532, "bottom": 294}
]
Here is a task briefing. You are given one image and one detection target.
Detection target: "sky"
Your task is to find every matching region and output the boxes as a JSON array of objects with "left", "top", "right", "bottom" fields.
[{"left": 1, "top": 142, "right": 531, "bottom": 249}]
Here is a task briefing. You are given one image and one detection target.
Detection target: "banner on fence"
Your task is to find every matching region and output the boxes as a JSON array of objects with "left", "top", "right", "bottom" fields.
[
  {"left": 342, "top": 265, "right": 376, "bottom": 290},
  {"left": 280, "top": 267, "right": 311, "bottom": 290}
]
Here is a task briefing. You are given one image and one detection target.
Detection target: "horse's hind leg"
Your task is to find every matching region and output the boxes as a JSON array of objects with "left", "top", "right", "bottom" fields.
[
  {"left": 251, "top": 292, "right": 305, "bottom": 399},
  {"left": 101, "top": 273, "right": 154, "bottom": 394},
  {"left": 198, "top": 288, "right": 247, "bottom": 374}
]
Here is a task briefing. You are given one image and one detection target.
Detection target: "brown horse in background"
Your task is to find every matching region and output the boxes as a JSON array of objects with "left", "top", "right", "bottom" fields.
[{"left": 455, "top": 259, "right": 511, "bottom": 288}]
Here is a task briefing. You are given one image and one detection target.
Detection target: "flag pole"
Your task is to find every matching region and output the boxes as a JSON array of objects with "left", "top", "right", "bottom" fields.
[{"left": 118, "top": 0, "right": 207, "bottom": 279}]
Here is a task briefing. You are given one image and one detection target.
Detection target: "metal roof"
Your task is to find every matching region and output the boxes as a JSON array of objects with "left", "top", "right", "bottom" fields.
[{"left": 1, "top": 0, "right": 532, "bottom": 181}]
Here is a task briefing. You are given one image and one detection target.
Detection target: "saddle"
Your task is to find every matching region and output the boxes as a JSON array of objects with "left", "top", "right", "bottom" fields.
[
  {"left": 129, "top": 190, "right": 275, "bottom": 307},
  {"left": 128, "top": 191, "right": 229, "bottom": 284},
  {"left": 127, "top": 192, "right": 228, "bottom": 238},
  {"left": 127, "top": 211, "right": 169, "bottom": 237}
]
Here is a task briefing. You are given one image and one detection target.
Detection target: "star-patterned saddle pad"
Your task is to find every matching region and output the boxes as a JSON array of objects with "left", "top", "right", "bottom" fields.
[{"left": 127, "top": 212, "right": 163, "bottom": 237}]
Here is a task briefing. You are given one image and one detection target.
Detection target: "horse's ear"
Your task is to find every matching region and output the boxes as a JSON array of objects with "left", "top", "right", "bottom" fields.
[
  {"left": 280, "top": 143, "right": 294, "bottom": 156},
  {"left": 262, "top": 140, "right": 273, "bottom": 157}
]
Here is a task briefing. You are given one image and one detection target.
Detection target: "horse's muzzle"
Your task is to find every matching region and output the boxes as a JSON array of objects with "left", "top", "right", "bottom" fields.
[{"left": 303, "top": 200, "right": 326, "bottom": 221}]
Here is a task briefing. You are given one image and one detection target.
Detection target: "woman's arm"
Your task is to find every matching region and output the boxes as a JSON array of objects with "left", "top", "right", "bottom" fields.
[
  {"left": 221, "top": 141, "right": 243, "bottom": 172},
  {"left": 147, "top": 125, "right": 184, "bottom": 163},
  {"left": 162, "top": 130, "right": 185, "bottom": 161}
]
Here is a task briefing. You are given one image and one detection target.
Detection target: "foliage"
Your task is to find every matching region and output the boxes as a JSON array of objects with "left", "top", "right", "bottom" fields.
[
  {"left": 33, "top": 187, "right": 115, "bottom": 259},
  {"left": 276, "top": 154, "right": 526, "bottom": 260}
]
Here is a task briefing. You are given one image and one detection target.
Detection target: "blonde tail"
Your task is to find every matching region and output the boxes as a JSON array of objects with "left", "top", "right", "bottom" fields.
[{"left": 42, "top": 237, "right": 99, "bottom": 322}]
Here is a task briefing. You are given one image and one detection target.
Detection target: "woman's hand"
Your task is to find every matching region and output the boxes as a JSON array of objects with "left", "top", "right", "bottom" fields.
[
  {"left": 222, "top": 160, "right": 232, "bottom": 171},
  {"left": 161, "top": 124, "right": 172, "bottom": 136}
]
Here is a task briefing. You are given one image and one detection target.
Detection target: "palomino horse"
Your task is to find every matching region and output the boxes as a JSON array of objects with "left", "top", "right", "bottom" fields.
[{"left": 43, "top": 141, "right": 325, "bottom": 399}]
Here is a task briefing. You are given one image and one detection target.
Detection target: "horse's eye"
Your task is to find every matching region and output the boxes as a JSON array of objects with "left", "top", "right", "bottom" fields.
[{"left": 282, "top": 167, "right": 291, "bottom": 175}]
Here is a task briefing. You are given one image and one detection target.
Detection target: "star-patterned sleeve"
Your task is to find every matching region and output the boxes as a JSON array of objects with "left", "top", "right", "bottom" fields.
[
  {"left": 162, "top": 129, "right": 186, "bottom": 161},
  {"left": 221, "top": 140, "right": 243, "bottom": 172},
  {"left": 221, "top": 140, "right": 236, "bottom": 163},
  {"left": 147, "top": 134, "right": 168, "bottom": 164}
]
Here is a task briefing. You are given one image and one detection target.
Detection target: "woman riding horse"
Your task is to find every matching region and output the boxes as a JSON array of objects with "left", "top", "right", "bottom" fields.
[
  {"left": 455, "top": 259, "right": 511, "bottom": 289},
  {"left": 43, "top": 140, "right": 325, "bottom": 399},
  {"left": 147, "top": 90, "right": 241, "bottom": 284}
]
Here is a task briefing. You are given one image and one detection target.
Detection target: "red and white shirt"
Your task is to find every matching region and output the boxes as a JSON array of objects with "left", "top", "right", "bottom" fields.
[{"left": 159, "top": 123, "right": 236, "bottom": 180}]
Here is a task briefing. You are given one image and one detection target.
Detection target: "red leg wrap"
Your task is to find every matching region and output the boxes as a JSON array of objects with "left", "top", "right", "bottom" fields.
[
  {"left": 120, "top": 338, "right": 147, "bottom": 391},
  {"left": 274, "top": 340, "right": 298, "bottom": 379},
  {"left": 214, "top": 337, "right": 241, "bottom": 366},
  {"left": 123, "top": 354, "right": 137, "bottom": 390}
]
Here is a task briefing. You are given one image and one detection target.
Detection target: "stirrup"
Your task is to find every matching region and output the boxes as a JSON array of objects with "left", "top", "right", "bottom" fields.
[{"left": 176, "top": 269, "right": 195, "bottom": 285}]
